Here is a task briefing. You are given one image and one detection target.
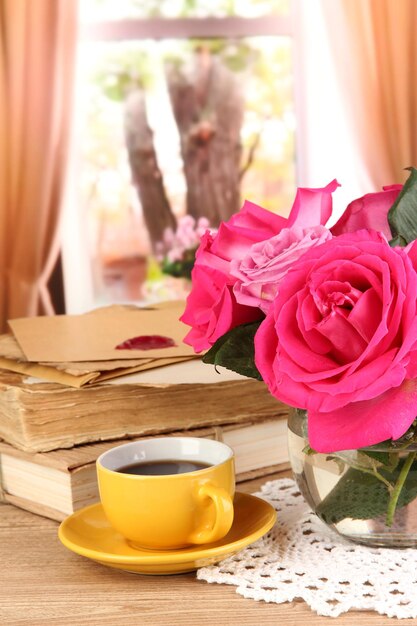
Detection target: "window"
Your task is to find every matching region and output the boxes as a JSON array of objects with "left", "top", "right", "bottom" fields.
[{"left": 63, "top": 0, "right": 296, "bottom": 311}]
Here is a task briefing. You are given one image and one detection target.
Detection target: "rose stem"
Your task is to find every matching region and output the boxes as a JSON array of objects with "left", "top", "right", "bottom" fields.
[{"left": 385, "top": 451, "right": 417, "bottom": 527}]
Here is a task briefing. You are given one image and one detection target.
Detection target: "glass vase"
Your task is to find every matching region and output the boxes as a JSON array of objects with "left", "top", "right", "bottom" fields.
[{"left": 288, "top": 408, "right": 417, "bottom": 548}]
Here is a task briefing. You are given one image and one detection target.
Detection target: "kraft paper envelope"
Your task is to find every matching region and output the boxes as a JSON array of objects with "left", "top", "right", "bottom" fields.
[
  {"left": 0, "top": 332, "right": 197, "bottom": 388},
  {"left": 0, "top": 354, "right": 197, "bottom": 388},
  {"left": 0, "top": 357, "right": 100, "bottom": 387},
  {"left": 0, "top": 333, "right": 154, "bottom": 372},
  {"left": 9, "top": 302, "right": 195, "bottom": 363}
]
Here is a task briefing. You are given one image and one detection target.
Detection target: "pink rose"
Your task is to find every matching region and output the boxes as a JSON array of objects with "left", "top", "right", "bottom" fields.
[
  {"left": 332, "top": 185, "right": 402, "bottom": 239},
  {"left": 197, "top": 179, "right": 339, "bottom": 266},
  {"left": 231, "top": 225, "right": 332, "bottom": 314},
  {"left": 180, "top": 264, "right": 260, "bottom": 352},
  {"left": 254, "top": 230, "right": 417, "bottom": 452},
  {"left": 181, "top": 180, "right": 339, "bottom": 351}
]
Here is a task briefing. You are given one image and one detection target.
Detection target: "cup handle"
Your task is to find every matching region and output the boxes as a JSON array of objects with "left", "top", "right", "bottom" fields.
[{"left": 189, "top": 483, "right": 234, "bottom": 545}]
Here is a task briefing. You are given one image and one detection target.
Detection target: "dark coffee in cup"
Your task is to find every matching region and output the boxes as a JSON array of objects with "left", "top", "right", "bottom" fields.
[{"left": 116, "top": 459, "right": 211, "bottom": 476}]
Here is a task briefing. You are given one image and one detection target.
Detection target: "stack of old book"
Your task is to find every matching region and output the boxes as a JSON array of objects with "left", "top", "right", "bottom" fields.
[{"left": 0, "top": 301, "right": 289, "bottom": 522}]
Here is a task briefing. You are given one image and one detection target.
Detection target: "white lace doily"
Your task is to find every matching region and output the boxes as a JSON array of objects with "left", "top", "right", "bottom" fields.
[{"left": 197, "top": 478, "right": 417, "bottom": 619}]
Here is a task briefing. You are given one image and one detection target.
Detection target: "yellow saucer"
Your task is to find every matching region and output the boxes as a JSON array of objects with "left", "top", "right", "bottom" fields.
[{"left": 58, "top": 492, "right": 276, "bottom": 575}]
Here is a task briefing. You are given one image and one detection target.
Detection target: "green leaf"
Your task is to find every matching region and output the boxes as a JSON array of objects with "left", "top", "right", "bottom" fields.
[
  {"left": 315, "top": 457, "right": 417, "bottom": 525},
  {"left": 161, "top": 258, "right": 194, "bottom": 279},
  {"left": 362, "top": 450, "right": 400, "bottom": 472},
  {"left": 202, "top": 320, "right": 263, "bottom": 380},
  {"left": 303, "top": 444, "right": 317, "bottom": 456},
  {"left": 326, "top": 450, "right": 385, "bottom": 476},
  {"left": 388, "top": 167, "right": 417, "bottom": 244},
  {"left": 389, "top": 234, "right": 407, "bottom": 247}
]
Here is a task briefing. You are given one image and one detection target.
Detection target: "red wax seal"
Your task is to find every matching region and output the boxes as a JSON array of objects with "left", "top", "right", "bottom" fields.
[{"left": 115, "top": 335, "right": 177, "bottom": 350}]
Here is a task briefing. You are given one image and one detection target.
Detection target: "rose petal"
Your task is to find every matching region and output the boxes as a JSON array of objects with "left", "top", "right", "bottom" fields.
[
  {"left": 288, "top": 179, "right": 340, "bottom": 228},
  {"left": 253, "top": 310, "right": 280, "bottom": 392},
  {"left": 310, "top": 350, "right": 405, "bottom": 411},
  {"left": 308, "top": 379, "right": 417, "bottom": 452},
  {"left": 331, "top": 185, "right": 402, "bottom": 239},
  {"left": 181, "top": 265, "right": 260, "bottom": 352},
  {"left": 298, "top": 293, "right": 333, "bottom": 354},
  {"left": 210, "top": 222, "right": 263, "bottom": 261},
  {"left": 316, "top": 309, "right": 368, "bottom": 364},
  {"left": 229, "top": 199, "right": 287, "bottom": 234},
  {"left": 405, "top": 239, "right": 417, "bottom": 270},
  {"left": 347, "top": 288, "right": 381, "bottom": 342},
  {"left": 277, "top": 294, "right": 339, "bottom": 373},
  {"left": 195, "top": 231, "right": 230, "bottom": 271}
]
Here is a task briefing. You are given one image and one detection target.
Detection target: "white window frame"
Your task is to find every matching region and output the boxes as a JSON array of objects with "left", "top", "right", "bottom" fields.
[{"left": 80, "top": 15, "right": 294, "bottom": 41}]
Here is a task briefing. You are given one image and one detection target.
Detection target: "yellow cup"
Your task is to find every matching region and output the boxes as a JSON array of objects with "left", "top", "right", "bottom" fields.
[{"left": 96, "top": 437, "right": 235, "bottom": 550}]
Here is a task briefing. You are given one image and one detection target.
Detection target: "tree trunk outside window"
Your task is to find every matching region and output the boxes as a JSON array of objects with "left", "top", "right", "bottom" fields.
[{"left": 124, "top": 48, "right": 245, "bottom": 249}]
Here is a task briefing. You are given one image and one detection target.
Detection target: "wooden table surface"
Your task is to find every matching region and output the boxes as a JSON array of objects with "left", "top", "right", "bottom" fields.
[{"left": 0, "top": 472, "right": 413, "bottom": 626}]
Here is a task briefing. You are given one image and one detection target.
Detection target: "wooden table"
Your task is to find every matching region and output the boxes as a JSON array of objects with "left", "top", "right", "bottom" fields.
[{"left": 0, "top": 473, "right": 410, "bottom": 626}]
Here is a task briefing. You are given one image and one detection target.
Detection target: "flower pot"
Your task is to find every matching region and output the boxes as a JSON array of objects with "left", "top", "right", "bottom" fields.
[{"left": 288, "top": 408, "right": 417, "bottom": 548}]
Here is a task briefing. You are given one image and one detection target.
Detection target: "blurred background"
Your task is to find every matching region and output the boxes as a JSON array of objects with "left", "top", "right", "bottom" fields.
[{"left": 1, "top": 0, "right": 416, "bottom": 330}]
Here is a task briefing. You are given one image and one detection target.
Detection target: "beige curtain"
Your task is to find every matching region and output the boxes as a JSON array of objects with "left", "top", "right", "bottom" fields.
[
  {"left": 0, "top": 0, "right": 78, "bottom": 331},
  {"left": 323, "top": 0, "right": 417, "bottom": 188}
]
